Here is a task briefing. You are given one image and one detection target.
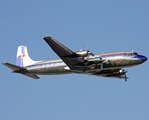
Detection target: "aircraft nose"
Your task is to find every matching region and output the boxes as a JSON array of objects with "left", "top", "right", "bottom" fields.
[{"left": 136, "top": 55, "right": 147, "bottom": 62}]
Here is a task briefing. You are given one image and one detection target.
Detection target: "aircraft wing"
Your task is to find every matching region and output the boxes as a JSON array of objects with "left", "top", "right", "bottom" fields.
[{"left": 44, "top": 37, "right": 91, "bottom": 70}]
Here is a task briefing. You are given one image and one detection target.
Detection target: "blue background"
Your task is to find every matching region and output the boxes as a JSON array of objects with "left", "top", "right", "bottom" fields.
[{"left": 1, "top": 0, "right": 149, "bottom": 120}]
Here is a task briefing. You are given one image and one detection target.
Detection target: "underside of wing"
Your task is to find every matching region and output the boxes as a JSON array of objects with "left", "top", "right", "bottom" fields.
[
  {"left": 44, "top": 37, "right": 89, "bottom": 70},
  {"left": 84, "top": 69, "right": 128, "bottom": 79}
]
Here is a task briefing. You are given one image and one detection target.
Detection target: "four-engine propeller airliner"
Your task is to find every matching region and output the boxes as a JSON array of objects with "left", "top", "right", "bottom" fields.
[{"left": 3, "top": 37, "right": 147, "bottom": 81}]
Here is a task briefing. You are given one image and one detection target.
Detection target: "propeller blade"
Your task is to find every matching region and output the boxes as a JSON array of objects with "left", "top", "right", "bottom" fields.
[
  {"left": 91, "top": 53, "right": 94, "bottom": 56},
  {"left": 87, "top": 45, "right": 89, "bottom": 52},
  {"left": 86, "top": 45, "right": 94, "bottom": 59},
  {"left": 101, "top": 62, "right": 103, "bottom": 69},
  {"left": 125, "top": 74, "right": 127, "bottom": 82}
]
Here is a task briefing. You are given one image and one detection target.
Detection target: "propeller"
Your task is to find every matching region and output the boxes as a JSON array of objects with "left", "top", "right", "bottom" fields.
[
  {"left": 87, "top": 45, "right": 94, "bottom": 60},
  {"left": 87, "top": 45, "right": 94, "bottom": 56},
  {"left": 101, "top": 61, "right": 103, "bottom": 69},
  {"left": 125, "top": 74, "right": 127, "bottom": 82},
  {"left": 100, "top": 57, "right": 105, "bottom": 69},
  {"left": 87, "top": 45, "right": 105, "bottom": 69}
]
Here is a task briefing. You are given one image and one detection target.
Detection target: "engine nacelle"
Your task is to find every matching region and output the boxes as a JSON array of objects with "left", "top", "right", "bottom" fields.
[
  {"left": 87, "top": 57, "right": 103, "bottom": 64},
  {"left": 119, "top": 69, "right": 127, "bottom": 75},
  {"left": 75, "top": 50, "right": 89, "bottom": 57}
]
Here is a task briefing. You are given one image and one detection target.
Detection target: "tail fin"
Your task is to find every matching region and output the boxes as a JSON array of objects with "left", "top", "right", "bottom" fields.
[{"left": 16, "top": 46, "right": 38, "bottom": 67}]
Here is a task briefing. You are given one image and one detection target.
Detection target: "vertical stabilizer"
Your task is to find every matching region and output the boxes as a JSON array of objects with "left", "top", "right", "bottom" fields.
[{"left": 16, "top": 46, "right": 38, "bottom": 67}]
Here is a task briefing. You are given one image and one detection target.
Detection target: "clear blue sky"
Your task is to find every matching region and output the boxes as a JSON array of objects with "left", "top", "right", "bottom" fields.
[{"left": 0, "top": 0, "right": 149, "bottom": 120}]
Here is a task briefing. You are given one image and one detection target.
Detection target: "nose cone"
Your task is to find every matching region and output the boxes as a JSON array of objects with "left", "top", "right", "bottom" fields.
[{"left": 136, "top": 55, "right": 147, "bottom": 62}]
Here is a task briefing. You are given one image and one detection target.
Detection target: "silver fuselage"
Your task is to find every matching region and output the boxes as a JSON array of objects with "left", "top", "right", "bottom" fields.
[{"left": 22, "top": 51, "right": 147, "bottom": 75}]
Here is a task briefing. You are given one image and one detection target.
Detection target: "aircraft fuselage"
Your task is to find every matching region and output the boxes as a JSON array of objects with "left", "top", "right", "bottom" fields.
[{"left": 21, "top": 51, "right": 147, "bottom": 75}]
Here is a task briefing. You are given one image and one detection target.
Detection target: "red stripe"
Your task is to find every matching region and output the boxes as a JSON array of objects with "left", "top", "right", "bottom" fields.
[{"left": 114, "top": 60, "right": 121, "bottom": 62}]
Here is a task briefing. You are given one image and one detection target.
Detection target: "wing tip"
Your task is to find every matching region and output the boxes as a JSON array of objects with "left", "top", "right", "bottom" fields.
[
  {"left": 43, "top": 36, "right": 53, "bottom": 41},
  {"left": 2, "top": 62, "right": 7, "bottom": 65}
]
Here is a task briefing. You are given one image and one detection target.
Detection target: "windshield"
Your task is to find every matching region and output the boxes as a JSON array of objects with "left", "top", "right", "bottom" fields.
[{"left": 130, "top": 52, "right": 138, "bottom": 55}]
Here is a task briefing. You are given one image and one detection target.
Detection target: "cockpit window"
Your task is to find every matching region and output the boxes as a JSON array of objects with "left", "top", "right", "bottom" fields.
[
  {"left": 131, "top": 52, "right": 138, "bottom": 55},
  {"left": 133, "top": 53, "right": 138, "bottom": 55},
  {"left": 122, "top": 52, "right": 138, "bottom": 56}
]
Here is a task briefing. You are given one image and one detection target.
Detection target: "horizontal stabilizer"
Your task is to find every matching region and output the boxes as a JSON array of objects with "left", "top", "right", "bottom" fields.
[
  {"left": 2, "top": 62, "right": 26, "bottom": 71},
  {"left": 2, "top": 62, "right": 39, "bottom": 79},
  {"left": 23, "top": 74, "right": 40, "bottom": 79}
]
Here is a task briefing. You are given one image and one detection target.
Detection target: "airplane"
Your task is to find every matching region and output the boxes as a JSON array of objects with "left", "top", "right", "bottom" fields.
[{"left": 2, "top": 37, "right": 147, "bottom": 81}]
